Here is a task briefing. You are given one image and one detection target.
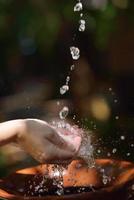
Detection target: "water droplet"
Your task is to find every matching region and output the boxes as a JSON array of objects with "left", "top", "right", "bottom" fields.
[
  {"left": 77, "top": 133, "right": 95, "bottom": 168},
  {"left": 114, "top": 99, "right": 118, "bottom": 103},
  {"left": 60, "top": 85, "right": 69, "bottom": 95},
  {"left": 70, "top": 64, "right": 75, "bottom": 71},
  {"left": 93, "top": 124, "right": 97, "bottom": 129},
  {"left": 59, "top": 107, "right": 69, "bottom": 119},
  {"left": 97, "top": 149, "right": 101, "bottom": 154},
  {"left": 70, "top": 46, "right": 80, "bottom": 60},
  {"left": 18, "top": 188, "right": 24, "bottom": 192},
  {"left": 112, "top": 148, "right": 117, "bottom": 154},
  {"left": 127, "top": 152, "right": 130, "bottom": 156},
  {"left": 66, "top": 76, "right": 70, "bottom": 84},
  {"left": 100, "top": 168, "right": 105, "bottom": 173},
  {"left": 56, "top": 190, "right": 63, "bottom": 196},
  {"left": 109, "top": 87, "right": 112, "bottom": 91},
  {"left": 102, "top": 176, "right": 108, "bottom": 185},
  {"left": 80, "top": 13, "right": 83, "bottom": 17},
  {"left": 132, "top": 184, "right": 134, "bottom": 190},
  {"left": 107, "top": 152, "right": 111, "bottom": 157},
  {"left": 115, "top": 116, "right": 119, "bottom": 120},
  {"left": 26, "top": 106, "right": 31, "bottom": 110},
  {"left": 79, "top": 19, "right": 86, "bottom": 32},
  {"left": 29, "top": 185, "right": 32, "bottom": 189},
  {"left": 57, "top": 101, "right": 60, "bottom": 106},
  {"left": 73, "top": 115, "right": 76, "bottom": 120},
  {"left": 120, "top": 135, "right": 125, "bottom": 140},
  {"left": 131, "top": 144, "right": 134, "bottom": 147},
  {"left": 74, "top": 2, "right": 83, "bottom": 12}
]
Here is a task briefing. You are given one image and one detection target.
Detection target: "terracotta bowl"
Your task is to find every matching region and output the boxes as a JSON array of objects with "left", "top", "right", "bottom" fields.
[{"left": 0, "top": 159, "right": 134, "bottom": 200}]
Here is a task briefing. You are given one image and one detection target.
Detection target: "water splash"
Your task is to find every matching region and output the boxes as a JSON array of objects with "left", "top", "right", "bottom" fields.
[
  {"left": 77, "top": 131, "right": 95, "bottom": 168},
  {"left": 70, "top": 46, "right": 80, "bottom": 60},
  {"left": 25, "top": 174, "right": 49, "bottom": 197},
  {"left": 24, "top": 126, "right": 95, "bottom": 197},
  {"left": 100, "top": 168, "right": 111, "bottom": 185},
  {"left": 52, "top": 120, "right": 95, "bottom": 168},
  {"left": 51, "top": 164, "right": 66, "bottom": 195},
  {"left": 25, "top": 165, "right": 67, "bottom": 197}
]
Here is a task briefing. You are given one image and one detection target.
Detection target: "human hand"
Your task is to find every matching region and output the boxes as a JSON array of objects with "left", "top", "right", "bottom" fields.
[{"left": 17, "top": 119, "right": 82, "bottom": 164}]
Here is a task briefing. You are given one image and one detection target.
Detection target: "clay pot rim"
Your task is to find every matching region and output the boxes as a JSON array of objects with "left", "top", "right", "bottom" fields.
[{"left": 15, "top": 158, "right": 133, "bottom": 175}]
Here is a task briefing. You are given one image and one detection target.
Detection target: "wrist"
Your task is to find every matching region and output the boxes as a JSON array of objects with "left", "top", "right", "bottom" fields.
[{"left": 0, "top": 119, "right": 27, "bottom": 146}]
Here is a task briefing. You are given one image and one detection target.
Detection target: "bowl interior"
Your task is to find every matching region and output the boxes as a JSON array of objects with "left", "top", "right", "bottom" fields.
[{"left": 0, "top": 159, "right": 134, "bottom": 200}]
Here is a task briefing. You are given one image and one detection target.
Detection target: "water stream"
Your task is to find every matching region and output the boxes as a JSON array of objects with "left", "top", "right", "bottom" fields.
[{"left": 25, "top": 0, "right": 96, "bottom": 197}]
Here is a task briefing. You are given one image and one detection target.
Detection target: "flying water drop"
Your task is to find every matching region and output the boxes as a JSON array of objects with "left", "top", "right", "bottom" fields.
[
  {"left": 107, "top": 152, "right": 111, "bottom": 157},
  {"left": 132, "top": 184, "right": 134, "bottom": 190},
  {"left": 77, "top": 133, "right": 95, "bottom": 168},
  {"left": 112, "top": 148, "right": 117, "bottom": 154},
  {"left": 97, "top": 149, "right": 101, "bottom": 154},
  {"left": 60, "top": 85, "right": 69, "bottom": 95},
  {"left": 59, "top": 107, "right": 69, "bottom": 119},
  {"left": 120, "top": 135, "right": 125, "bottom": 140},
  {"left": 57, "top": 101, "right": 60, "bottom": 106},
  {"left": 70, "top": 64, "right": 75, "bottom": 71},
  {"left": 127, "top": 152, "right": 130, "bottom": 156},
  {"left": 79, "top": 19, "right": 86, "bottom": 32},
  {"left": 70, "top": 46, "right": 80, "bottom": 60},
  {"left": 66, "top": 76, "right": 70, "bottom": 84},
  {"left": 115, "top": 116, "right": 119, "bottom": 120},
  {"left": 74, "top": 2, "right": 83, "bottom": 12},
  {"left": 102, "top": 175, "right": 108, "bottom": 185}
]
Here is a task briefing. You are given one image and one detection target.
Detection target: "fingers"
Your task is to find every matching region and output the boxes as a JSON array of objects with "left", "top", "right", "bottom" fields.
[
  {"left": 43, "top": 143, "right": 75, "bottom": 163},
  {"left": 46, "top": 130, "right": 77, "bottom": 153},
  {"left": 55, "top": 129, "right": 82, "bottom": 153},
  {"left": 41, "top": 123, "right": 77, "bottom": 152},
  {"left": 28, "top": 119, "right": 67, "bottom": 148},
  {"left": 32, "top": 140, "right": 75, "bottom": 164},
  {"left": 25, "top": 119, "right": 66, "bottom": 149},
  {"left": 24, "top": 119, "right": 82, "bottom": 164},
  {"left": 22, "top": 132, "right": 75, "bottom": 164},
  {"left": 26, "top": 119, "right": 81, "bottom": 153}
]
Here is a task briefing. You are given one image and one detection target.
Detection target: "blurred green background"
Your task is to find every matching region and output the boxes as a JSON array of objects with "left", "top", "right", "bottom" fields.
[{"left": 0, "top": 0, "right": 134, "bottom": 177}]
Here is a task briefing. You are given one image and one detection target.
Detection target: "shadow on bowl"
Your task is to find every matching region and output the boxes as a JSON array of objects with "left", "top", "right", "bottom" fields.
[{"left": 0, "top": 159, "right": 134, "bottom": 200}]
